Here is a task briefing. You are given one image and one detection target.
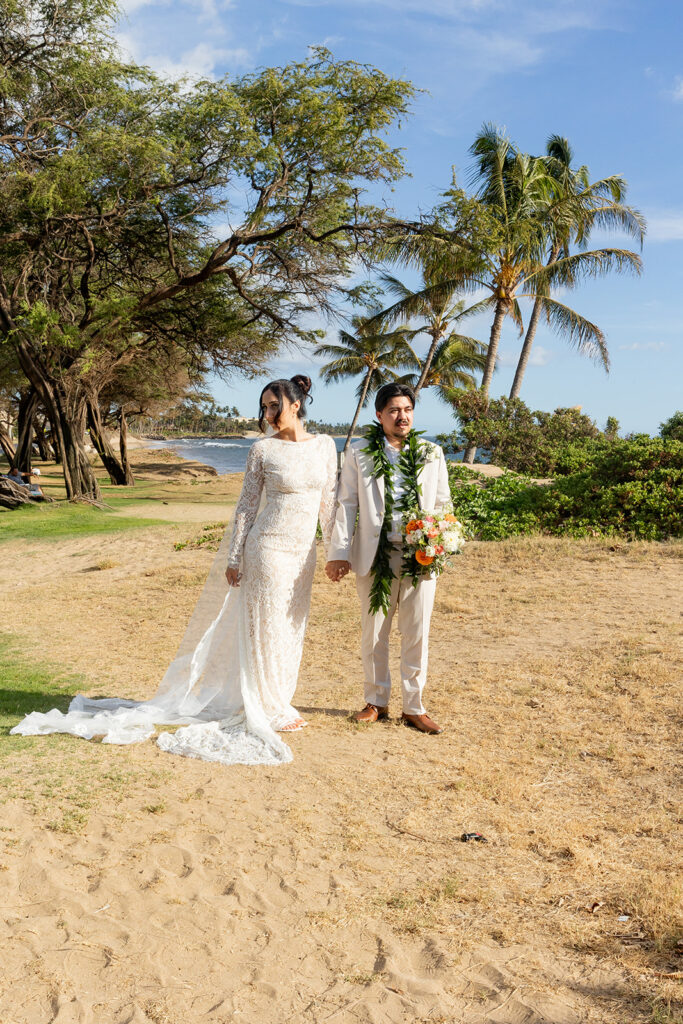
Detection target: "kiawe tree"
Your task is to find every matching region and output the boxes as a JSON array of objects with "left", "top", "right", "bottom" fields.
[{"left": 0, "top": 1, "right": 414, "bottom": 498}]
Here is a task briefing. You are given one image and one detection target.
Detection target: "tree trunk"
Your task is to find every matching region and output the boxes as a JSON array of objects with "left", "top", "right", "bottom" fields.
[
  {"left": 118, "top": 409, "right": 134, "bottom": 485},
  {"left": 46, "top": 414, "right": 62, "bottom": 463},
  {"left": 509, "top": 296, "right": 543, "bottom": 400},
  {"left": 0, "top": 477, "right": 34, "bottom": 509},
  {"left": 0, "top": 422, "right": 15, "bottom": 464},
  {"left": 13, "top": 338, "right": 100, "bottom": 499},
  {"left": 87, "top": 399, "right": 134, "bottom": 486},
  {"left": 463, "top": 299, "right": 507, "bottom": 465},
  {"left": 33, "top": 415, "right": 54, "bottom": 461},
  {"left": 343, "top": 370, "right": 372, "bottom": 455},
  {"left": 13, "top": 388, "right": 39, "bottom": 472},
  {"left": 414, "top": 329, "right": 442, "bottom": 397},
  {"left": 509, "top": 247, "right": 559, "bottom": 400}
]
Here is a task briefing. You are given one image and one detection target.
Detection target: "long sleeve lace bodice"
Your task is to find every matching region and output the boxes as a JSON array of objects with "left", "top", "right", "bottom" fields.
[
  {"left": 227, "top": 442, "right": 265, "bottom": 569},
  {"left": 319, "top": 436, "right": 338, "bottom": 556},
  {"left": 227, "top": 435, "right": 338, "bottom": 568}
]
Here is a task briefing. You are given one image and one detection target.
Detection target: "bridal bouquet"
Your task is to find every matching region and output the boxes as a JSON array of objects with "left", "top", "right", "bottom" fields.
[{"left": 402, "top": 508, "right": 466, "bottom": 584}]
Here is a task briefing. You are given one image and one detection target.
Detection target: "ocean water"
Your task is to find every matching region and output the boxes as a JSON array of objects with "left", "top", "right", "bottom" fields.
[{"left": 143, "top": 435, "right": 468, "bottom": 475}]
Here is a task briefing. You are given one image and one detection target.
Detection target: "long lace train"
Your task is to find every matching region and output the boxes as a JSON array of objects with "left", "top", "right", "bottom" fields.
[
  {"left": 11, "top": 434, "right": 338, "bottom": 767},
  {"left": 11, "top": 528, "right": 293, "bottom": 765}
]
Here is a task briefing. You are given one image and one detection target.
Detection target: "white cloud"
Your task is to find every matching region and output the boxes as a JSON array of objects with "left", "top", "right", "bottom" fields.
[
  {"left": 454, "top": 28, "right": 542, "bottom": 71},
  {"left": 117, "top": 0, "right": 158, "bottom": 13},
  {"left": 283, "top": 0, "right": 497, "bottom": 12},
  {"left": 496, "top": 350, "right": 518, "bottom": 368},
  {"left": 116, "top": 34, "right": 251, "bottom": 80},
  {"left": 618, "top": 342, "right": 667, "bottom": 352},
  {"left": 118, "top": 0, "right": 234, "bottom": 16},
  {"left": 644, "top": 210, "right": 683, "bottom": 242},
  {"left": 529, "top": 345, "right": 551, "bottom": 366},
  {"left": 672, "top": 76, "right": 683, "bottom": 102},
  {"left": 497, "top": 344, "right": 551, "bottom": 368}
]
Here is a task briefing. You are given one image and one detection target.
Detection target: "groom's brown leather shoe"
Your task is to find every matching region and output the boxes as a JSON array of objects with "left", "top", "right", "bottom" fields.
[
  {"left": 401, "top": 712, "right": 443, "bottom": 735},
  {"left": 354, "top": 703, "right": 389, "bottom": 723}
]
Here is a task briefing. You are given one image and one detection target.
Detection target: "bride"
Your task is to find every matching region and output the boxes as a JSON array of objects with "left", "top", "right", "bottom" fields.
[{"left": 11, "top": 374, "right": 338, "bottom": 766}]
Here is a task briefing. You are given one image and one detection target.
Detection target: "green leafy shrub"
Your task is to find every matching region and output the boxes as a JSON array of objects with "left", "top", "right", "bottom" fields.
[
  {"left": 438, "top": 392, "right": 604, "bottom": 475},
  {"left": 448, "top": 436, "right": 683, "bottom": 541},
  {"left": 448, "top": 465, "right": 543, "bottom": 540},
  {"left": 660, "top": 411, "right": 683, "bottom": 442}
]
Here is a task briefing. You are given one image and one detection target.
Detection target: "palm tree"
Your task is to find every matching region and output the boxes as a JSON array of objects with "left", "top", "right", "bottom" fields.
[
  {"left": 386, "top": 124, "right": 643, "bottom": 462},
  {"left": 314, "top": 313, "right": 414, "bottom": 453},
  {"left": 370, "top": 264, "right": 485, "bottom": 397},
  {"left": 508, "top": 135, "right": 645, "bottom": 399},
  {"left": 396, "top": 330, "right": 487, "bottom": 402}
]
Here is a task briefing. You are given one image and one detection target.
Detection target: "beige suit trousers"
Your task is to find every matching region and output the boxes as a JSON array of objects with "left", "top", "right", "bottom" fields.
[{"left": 356, "top": 548, "right": 436, "bottom": 715}]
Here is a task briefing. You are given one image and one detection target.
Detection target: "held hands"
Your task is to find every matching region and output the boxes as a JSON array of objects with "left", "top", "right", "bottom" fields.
[
  {"left": 325, "top": 560, "right": 351, "bottom": 582},
  {"left": 225, "top": 566, "right": 242, "bottom": 587}
]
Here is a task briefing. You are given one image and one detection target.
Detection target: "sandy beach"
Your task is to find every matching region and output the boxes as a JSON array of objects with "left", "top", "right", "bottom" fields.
[{"left": 0, "top": 448, "right": 681, "bottom": 1023}]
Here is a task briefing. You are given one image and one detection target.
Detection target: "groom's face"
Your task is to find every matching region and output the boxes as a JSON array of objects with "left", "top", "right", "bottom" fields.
[{"left": 376, "top": 396, "right": 414, "bottom": 443}]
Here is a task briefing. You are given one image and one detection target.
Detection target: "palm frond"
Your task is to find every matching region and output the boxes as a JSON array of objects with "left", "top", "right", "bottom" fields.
[
  {"left": 509, "top": 298, "right": 525, "bottom": 335},
  {"left": 377, "top": 272, "right": 415, "bottom": 303},
  {"left": 582, "top": 203, "right": 646, "bottom": 245},
  {"left": 528, "top": 248, "right": 642, "bottom": 292},
  {"left": 318, "top": 356, "right": 366, "bottom": 383},
  {"left": 536, "top": 295, "right": 609, "bottom": 369},
  {"left": 367, "top": 277, "right": 465, "bottom": 330},
  {"left": 546, "top": 134, "right": 573, "bottom": 168}
]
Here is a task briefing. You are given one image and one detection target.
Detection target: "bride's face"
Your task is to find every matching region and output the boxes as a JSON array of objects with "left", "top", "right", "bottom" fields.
[{"left": 262, "top": 389, "right": 300, "bottom": 430}]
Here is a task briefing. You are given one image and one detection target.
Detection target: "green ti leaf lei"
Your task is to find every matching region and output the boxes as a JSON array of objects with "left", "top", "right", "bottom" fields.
[{"left": 361, "top": 422, "right": 429, "bottom": 616}]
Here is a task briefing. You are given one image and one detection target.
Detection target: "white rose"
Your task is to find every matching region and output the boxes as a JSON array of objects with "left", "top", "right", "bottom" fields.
[{"left": 425, "top": 545, "right": 436, "bottom": 557}]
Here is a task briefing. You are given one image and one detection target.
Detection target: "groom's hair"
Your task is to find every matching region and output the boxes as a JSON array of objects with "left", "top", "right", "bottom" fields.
[{"left": 375, "top": 383, "right": 415, "bottom": 412}]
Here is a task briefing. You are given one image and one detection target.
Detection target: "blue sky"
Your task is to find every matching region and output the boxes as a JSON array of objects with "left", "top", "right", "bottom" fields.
[{"left": 116, "top": 0, "right": 682, "bottom": 435}]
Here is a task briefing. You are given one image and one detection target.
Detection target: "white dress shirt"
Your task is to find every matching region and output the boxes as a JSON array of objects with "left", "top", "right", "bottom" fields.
[{"left": 384, "top": 439, "right": 407, "bottom": 544}]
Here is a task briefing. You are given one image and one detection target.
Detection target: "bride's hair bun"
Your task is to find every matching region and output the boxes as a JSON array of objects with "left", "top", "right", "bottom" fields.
[{"left": 290, "top": 374, "right": 312, "bottom": 397}]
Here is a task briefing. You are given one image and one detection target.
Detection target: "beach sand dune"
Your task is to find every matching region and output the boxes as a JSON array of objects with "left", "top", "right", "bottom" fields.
[{"left": 0, "top": 456, "right": 680, "bottom": 1023}]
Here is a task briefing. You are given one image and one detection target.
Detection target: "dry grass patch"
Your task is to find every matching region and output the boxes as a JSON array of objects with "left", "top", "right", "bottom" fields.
[{"left": 0, "top": 469, "right": 681, "bottom": 1024}]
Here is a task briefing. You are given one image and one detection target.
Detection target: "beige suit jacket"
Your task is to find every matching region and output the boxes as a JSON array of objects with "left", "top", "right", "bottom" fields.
[{"left": 327, "top": 438, "right": 452, "bottom": 577}]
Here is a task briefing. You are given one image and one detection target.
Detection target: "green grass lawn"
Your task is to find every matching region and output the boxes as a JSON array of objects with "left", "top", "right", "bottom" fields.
[
  {"left": 0, "top": 638, "right": 172, "bottom": 831},
  {"left": 0, "top": 500, "right": 167, "bottom": 543},
  {"left": 0, "top": 636, "right": 82, "bottom": 747}
]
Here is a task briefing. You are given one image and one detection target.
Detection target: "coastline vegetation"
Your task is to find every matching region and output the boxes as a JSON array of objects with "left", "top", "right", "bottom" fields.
[{"left": 0, "top": 0, "right": 651, "bottom": 514}]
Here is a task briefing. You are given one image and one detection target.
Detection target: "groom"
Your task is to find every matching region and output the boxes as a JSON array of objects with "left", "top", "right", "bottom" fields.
[{"left": 325, "top": 383, "right": 451, "bottom": 734}]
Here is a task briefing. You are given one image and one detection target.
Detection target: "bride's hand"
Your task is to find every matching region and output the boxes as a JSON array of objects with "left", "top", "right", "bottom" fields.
[
  {"left": 325, "top": 560, "right": 351, "bottom": 582},
  {"left": 225, "top": 567, "right": 242, "bottom": 587}
]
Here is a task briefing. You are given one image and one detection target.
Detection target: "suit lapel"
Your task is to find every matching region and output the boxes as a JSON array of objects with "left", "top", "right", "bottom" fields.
[
  {"left": 357, "top": 448, "right": 385, "bottom": 510},
  {"left": 416, "top": 452, "right": 430, "bottom": 510}
]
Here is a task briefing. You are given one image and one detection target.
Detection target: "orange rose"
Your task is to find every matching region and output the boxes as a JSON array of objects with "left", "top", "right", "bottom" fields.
[
  {"left": 444, "top": 513, "right": 457, "bottom": 523},
  {"left": 415, "top": 550, "right": 434, "bottom": 566},
  {"left": 406, "top": 520, "right": 420, "bottom": 534}
]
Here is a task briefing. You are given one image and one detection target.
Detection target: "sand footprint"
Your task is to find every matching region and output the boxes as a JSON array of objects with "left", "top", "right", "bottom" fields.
[{"left": 153, "top": 844, "right": 195, "bottom": 878}]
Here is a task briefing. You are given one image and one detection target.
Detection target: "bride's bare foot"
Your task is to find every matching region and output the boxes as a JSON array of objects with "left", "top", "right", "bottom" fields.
[{"left": 279, "top": 717, "right": 308, "bottom": 732}]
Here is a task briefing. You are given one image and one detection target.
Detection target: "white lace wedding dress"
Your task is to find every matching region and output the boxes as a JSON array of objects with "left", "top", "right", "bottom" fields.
[{"left": 11, "top": 434, "right": 338, "bottom": 766}]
